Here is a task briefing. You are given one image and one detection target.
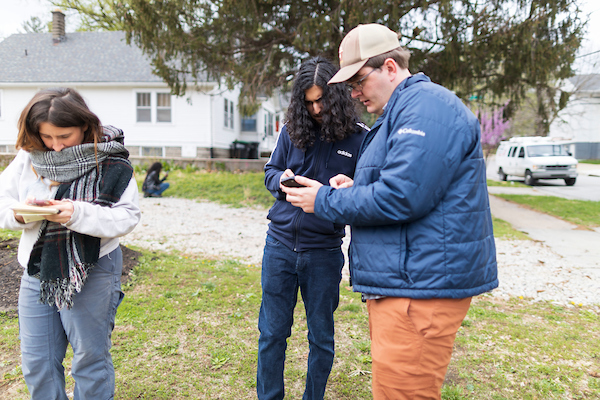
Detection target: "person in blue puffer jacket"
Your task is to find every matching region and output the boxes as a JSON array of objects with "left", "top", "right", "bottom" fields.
[
  {"left": 283, "top": 25, "right": 498, "bottom": 399},
  {"left": 257, "top": 56, "right": 368, "bottom": 400}
]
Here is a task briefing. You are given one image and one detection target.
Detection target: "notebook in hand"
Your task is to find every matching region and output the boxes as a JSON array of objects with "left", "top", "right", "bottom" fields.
[{"left": 11, "top": 204, "right": 60, "bottom": 223}]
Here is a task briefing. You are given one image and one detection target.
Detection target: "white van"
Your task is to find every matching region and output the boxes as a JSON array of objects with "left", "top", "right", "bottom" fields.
[{"left": 496, "top": 137, "right": 578, "bottom": 186}]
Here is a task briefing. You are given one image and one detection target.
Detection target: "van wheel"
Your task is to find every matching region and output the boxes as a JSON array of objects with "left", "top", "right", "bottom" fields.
[
  {"left": 564, "top": 178, "right": 576, "bottom": 186},
  {"left": 498, "top": 168, "right": 507, "bottom": 181},
  {"left": 524, "top": 171, "right": 536, "bottom": 186}
]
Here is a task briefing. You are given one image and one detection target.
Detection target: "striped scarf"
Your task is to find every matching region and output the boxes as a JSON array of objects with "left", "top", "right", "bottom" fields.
[{"left": 27, "top": 126, "right": 133, "bottom": 309}]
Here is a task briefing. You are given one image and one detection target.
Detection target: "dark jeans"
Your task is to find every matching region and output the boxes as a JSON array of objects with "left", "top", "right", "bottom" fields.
[
  {"left": 257, "top": 235, "right": 344, "bottom": 400},
  {"left": 145, "top": 182, "right": 170, "bottom": 197}
]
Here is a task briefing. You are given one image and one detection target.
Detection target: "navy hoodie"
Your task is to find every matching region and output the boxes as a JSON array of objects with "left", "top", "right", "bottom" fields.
[{"left": 264, "top": 123, "right": 368, "bottom": 251}]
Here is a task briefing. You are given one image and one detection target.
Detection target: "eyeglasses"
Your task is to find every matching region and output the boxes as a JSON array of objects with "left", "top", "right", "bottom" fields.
[{"left": 346, "top": 68, "right": 378, "bottom": 92}]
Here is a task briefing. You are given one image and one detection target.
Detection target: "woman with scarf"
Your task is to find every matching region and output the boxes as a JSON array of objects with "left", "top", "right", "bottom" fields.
[{"left": 0, "top": 87, "right": 140, "bottom": 399}]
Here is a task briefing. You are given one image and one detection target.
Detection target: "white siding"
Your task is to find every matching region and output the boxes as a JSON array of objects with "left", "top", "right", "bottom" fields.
[
  {"left": 0, "top": 85, "right": 229, "bottom": 155},
  {"left": 210, "top": 88, "right": 241, "bottom": 149},
  {"left": 550, "top": 94, "right": 600, "bottom": 143},
  {"left": 0, "top": 88, "right": 40, "bottom": 145},
  {"left": 0, "top": 83, "right": 281, "bottom": 156},
  {"left": 82, "top": 87, "right": 217, "bottom": 150}
]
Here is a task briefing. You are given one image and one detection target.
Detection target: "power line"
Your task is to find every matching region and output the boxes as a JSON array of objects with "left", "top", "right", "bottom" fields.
[{"left": 577, "top": 49, "right": 600, "bottom": 58}]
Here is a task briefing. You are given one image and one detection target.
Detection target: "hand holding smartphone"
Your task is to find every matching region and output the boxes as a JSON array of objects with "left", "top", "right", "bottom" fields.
[
  {"left": 281, "top": 176, "right": 306, "bottom": 188},
  {"left": 26, "top": 197, "right": 52, "bottom": 206}
]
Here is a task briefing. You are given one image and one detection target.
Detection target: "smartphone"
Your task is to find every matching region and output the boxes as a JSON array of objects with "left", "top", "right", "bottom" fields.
[
  {"left": 27, "top": 199, "right": 52, "bottom": 206},
  {"left": 281, "top": 176, "right": 306, "bottom": 188}
]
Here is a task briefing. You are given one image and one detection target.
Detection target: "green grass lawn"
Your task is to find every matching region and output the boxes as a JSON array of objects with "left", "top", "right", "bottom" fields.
[
  {"left": 1, "top": 249, "right": 598, "bottom": 399},
  {"left": 493, "top": 195, "right": 600, "bottom": 230},
  {"left": 486, "top": 179, "right": 530, "bottom": 188},
  {"left": 492, "top": 217, "right": 530, "bottom": 240},
  {"left": 0, "top": 250, "right": 373, "bottom": 399},
  {"left": 137, "top": 168, "right": 273, "bottom": 209},
  {"left": 0, "top": 229, "right": 20, "bottom": 241}
]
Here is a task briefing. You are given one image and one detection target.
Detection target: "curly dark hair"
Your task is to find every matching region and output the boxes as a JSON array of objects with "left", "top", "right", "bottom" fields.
[{"left": 286, "top": 56, "right": 360, "bottom": 150}]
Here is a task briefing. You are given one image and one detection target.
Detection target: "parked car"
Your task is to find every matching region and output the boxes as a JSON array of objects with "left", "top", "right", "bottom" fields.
[{"left": 496, "top": 137, "right": 578, "bottom": 186}]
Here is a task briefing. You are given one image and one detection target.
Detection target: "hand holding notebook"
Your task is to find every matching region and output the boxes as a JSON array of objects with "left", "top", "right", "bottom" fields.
[{"left": 11, "top": 203, "right": 60, "bottom": 223}]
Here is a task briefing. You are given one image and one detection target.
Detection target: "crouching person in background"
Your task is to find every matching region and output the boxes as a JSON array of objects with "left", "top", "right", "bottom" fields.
[{"left": 142, "top": 161, "right": 170, "bottom": 198}]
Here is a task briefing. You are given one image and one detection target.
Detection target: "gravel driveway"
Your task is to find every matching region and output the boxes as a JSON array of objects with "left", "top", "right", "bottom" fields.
[
  {"left": 121, "top": 197, "right": 600, "bottom": 306},
  {"left": 121, "top": 197, "right": 268, "bottom": 266}
]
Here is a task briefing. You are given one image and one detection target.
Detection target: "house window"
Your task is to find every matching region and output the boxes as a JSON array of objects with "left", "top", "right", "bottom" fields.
[
  {"left": 136, "top": 93, "right": 151, "bottom": 122},
  {"left": 264, "top": 111, "right": 273, "bottom": 137},
  {"left": 224, "top": 99, "right": 234, "bottom": 128},
  {"left": 157, "top": 93, "right": 172, "bottom": 122},
  {"left": 241, "top": 113, "right": 257, "bottom": 132},
  {"left": 136, "top": 91, "right": 172, "bottom": 123},
  {"left": 141, "top": 146, "right": 163, "bottom": 157}
]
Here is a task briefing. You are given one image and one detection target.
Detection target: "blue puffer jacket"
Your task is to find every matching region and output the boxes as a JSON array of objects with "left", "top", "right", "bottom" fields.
[
  {"left": 314, "top": 74, "right": 498, "bottom": 298},
  {"left": 265, "top": 123, "right": 368, "bottom": 251}
]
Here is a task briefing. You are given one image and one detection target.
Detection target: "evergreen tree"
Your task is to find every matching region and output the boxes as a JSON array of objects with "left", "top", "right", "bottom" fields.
[
  {"left": 55, "top": 0, "right": 585, "bottom": 131},
  {"left": 21, "top": 16, "right": 49, "bottom": 33}
]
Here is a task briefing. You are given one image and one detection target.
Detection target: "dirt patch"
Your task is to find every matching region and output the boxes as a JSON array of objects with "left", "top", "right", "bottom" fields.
[
  {"left": 0, "top": 239, "right": 21, "bottom": 312},
  {"left": 0, "top": 238, "right": 141, "bottom": 312}
]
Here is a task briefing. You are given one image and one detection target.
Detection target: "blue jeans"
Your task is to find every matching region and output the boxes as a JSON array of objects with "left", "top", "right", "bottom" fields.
[
  {"left": 146, "top": 182, "right": 170, "bottom": 196},
  {"left": 257, "top": 235, "right": 344, "bottom": 400},
  {"left": 18, "top": 246, "right": 124, "bottom": 400}
]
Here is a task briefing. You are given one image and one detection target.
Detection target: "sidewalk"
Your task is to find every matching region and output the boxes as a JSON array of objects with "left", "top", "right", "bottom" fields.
[
  {"left": 487, "top": 186, "right": 541, "bottom": 196},
  {"left": 488, "top": 194, "right": 600, "bottom": 269},
  {"left": 577, "top": 162, "right": 600, "bottom": 177}
]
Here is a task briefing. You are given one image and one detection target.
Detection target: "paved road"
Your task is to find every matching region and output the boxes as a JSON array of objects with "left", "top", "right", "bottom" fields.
[{"left": 486, "top": 157, "right": 600, "bottom": 202}]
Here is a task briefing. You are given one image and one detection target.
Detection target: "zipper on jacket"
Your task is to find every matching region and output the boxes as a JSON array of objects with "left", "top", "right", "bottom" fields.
[
  {"left": 292, "top": 208, "right": 303, "bottom": 251},
  {"left": 293, "top": 138, "right": 324, "bottom": 251}
]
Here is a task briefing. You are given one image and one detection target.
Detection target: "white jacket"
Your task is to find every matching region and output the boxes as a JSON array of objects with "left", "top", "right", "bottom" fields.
[{"left": 0, "top": 150, "right": 141, "bottom": 268}]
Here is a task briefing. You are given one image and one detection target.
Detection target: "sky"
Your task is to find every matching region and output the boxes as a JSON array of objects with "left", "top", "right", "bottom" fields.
[
  {"left": 573, "top": 0, "right": 600, "bottom": 73},
  {"left": 1, "top": 0, "right": 600, "bottom": 73},
  {"left": 0, "top": 0, "right": 54, "bottom": 39}
]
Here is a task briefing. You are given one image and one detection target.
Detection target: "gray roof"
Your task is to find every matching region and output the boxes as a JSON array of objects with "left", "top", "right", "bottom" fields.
[
  {"left": 0, "top": 31, "right": 171, "bottom": 83},
  {"left": 568, "top": 74, "right": 600, "bottom": 92}
]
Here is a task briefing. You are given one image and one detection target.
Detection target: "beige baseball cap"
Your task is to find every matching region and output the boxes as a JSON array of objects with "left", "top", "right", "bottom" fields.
[{"left": 328, "top": 24, "right": 401, "bottom": 84}]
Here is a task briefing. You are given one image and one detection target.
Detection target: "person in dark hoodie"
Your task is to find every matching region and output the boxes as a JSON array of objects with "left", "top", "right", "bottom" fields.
[
  {"left": 257, "top": 56, "right": 368, "bottom": 400},
  {"left": 142, "top": 162, "right": 169, "bottom": 198}
]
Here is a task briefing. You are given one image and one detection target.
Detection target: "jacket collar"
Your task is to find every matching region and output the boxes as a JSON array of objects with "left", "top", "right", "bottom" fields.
[{"left": 371, "top": 73, "right": 431, "bottom": 132}]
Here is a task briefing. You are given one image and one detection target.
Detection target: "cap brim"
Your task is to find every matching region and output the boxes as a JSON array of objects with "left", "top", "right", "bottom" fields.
[{"left": 328, "top": 59, "right": 369, "bottom": 85}]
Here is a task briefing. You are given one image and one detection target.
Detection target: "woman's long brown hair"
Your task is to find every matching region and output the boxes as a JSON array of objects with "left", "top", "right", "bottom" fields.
[{"left": 16, "top": 87, "right": 103, "bottom": 152}]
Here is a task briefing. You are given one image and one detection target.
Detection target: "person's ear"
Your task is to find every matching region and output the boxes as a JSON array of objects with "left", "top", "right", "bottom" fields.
[{"left": 382, "top": 58, "right": 399, "bottom": 81}]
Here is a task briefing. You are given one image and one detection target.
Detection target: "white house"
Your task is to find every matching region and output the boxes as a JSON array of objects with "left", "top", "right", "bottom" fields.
[
  {"left": 549, "top": 74, "right": 600, "bottom": 159},
  {"left": 0, "top": 11, "right": 283, "bottom": 161}
]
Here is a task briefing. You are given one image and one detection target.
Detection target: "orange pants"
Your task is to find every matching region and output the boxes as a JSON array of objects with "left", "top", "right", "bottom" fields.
[{"left": 366, "top": 297, "right": 472, "bottom": 400}]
